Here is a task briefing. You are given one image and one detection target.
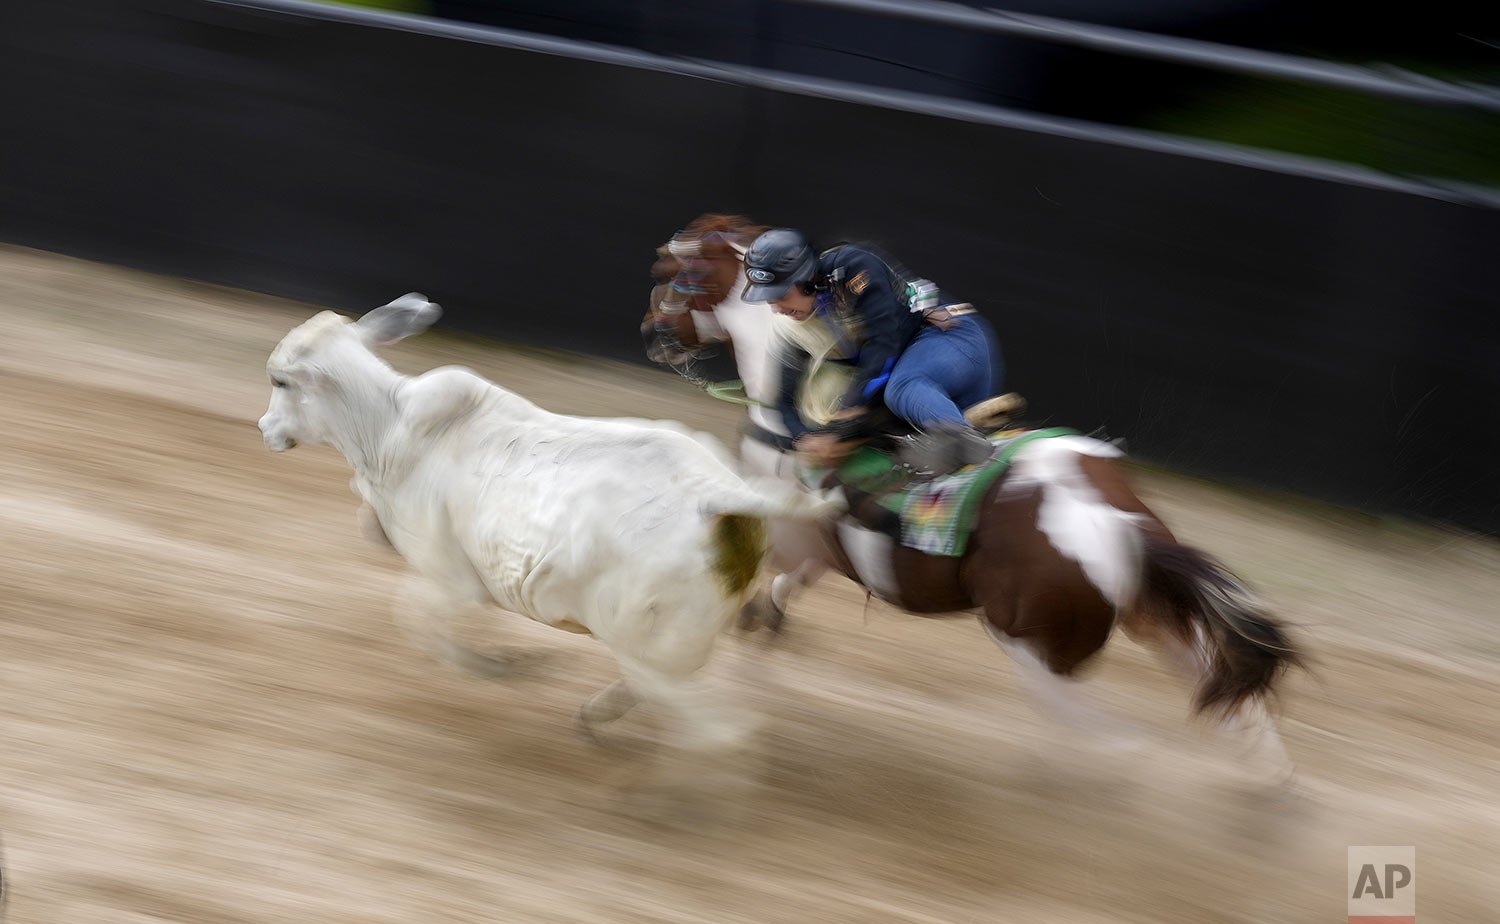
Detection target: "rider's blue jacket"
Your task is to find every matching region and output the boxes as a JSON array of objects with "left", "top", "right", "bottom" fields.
[{"left": 775, "top": 243, "right": 949, "bottom": 438}]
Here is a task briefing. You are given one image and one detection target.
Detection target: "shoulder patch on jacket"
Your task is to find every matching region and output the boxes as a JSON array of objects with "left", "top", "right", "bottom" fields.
[{"left": 848, "top": 271, "right": 870, "bottom": 295}]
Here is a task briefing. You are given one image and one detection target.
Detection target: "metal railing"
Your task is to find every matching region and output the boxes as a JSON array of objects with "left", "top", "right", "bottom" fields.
[
  {"left": 779, "top": 0, "right": 1500, "bottom": 113},
  {"left": 208, "top": 0, "right": 1500, "bottom": 205}
]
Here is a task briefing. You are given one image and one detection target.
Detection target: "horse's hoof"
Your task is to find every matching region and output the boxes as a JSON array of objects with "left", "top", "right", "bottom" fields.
[
  {"left": 765, "top": 601, "right": 786, "bottom": 634},
  {"left": 1096, "top": 731, "right": 1149, "bottom": 758},
  {"left": 1255, "top": 768, "right": 1304, "bottom": 809},
  {"left": 734, "top": 603, "right": 757, "bottom": 632}
]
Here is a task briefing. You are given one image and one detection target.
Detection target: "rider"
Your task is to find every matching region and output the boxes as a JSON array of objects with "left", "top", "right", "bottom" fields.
[{"left": 741, "top": 228, "right": 1004, "bottom": 473}]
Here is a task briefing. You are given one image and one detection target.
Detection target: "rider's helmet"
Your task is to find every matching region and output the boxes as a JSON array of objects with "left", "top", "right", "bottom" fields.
[{"left": 742, "top": 229, "right": 818, "bottom": 302}]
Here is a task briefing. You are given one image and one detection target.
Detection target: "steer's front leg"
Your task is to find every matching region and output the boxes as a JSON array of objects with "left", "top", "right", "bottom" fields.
[
  {"left": 349, "top": 478, "right": 394, "bottom": 549},
  {"left": 392, "top": 576, "right": 515, "bottom": 678},
  {"left": 356, "top": 501, "right": 394, "bottom": 549}
]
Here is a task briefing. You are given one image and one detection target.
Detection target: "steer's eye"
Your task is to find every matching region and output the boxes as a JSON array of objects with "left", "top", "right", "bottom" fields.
[{"left": 271, "top": 377, "right": 288, "bottom": 389}]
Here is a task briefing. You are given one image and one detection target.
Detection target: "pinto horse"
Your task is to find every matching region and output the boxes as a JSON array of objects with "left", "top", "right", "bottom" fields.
[{"left": 643, "top": 216, "right": 1303, "bottom": 783}]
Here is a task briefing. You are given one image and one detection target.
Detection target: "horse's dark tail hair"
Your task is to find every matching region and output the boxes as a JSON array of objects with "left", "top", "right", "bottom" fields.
[{"left": 1139, "top": 532, "right": 1302, "bottom": 717}]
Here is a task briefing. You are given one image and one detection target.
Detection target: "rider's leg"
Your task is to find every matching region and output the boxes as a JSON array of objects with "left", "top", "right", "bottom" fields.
[
  {"left": 884, "top": 317, "right": 999, "bottom": 470},
  {"left": 884, "top": 316, "right": 997, "bottom": 425}
]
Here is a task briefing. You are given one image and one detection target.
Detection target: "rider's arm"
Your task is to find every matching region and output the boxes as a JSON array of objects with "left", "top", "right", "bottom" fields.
[
  {"left": 774, "top": 343, "right": 812, "bottom": 439},
  {"left": 839, "top": 251, "right": 910, "bottom": 412}
]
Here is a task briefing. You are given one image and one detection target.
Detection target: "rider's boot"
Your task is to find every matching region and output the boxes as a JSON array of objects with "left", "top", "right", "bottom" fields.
[
  {"left": 963, "top": 393, "right": 1026, "bottom": 431},
  {"left": 898, "top": 421, "right": 995, "bottom": 477}
]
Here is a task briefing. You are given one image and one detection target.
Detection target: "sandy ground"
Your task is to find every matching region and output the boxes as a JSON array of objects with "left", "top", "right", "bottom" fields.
[{"left": 0, "top": 244, "right": 1495, "bottom": 924}]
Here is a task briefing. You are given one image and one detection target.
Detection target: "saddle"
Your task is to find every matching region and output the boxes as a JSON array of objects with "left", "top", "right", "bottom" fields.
[{"left": 874, "top": 392, "right": 1028, "bottom": 478}]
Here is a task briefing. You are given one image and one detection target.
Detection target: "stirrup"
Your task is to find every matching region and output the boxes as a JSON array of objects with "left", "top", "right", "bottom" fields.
[
  {"left": 964, "top": 393, "right": 1026, "bottom": 430},
  {"left": 896, "top": 424, "right": 994, "bottom": 478}
]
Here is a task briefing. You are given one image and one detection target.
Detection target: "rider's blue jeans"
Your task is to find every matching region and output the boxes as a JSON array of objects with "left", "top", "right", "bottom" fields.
[{"left": 883, "top": 314, "right": 1002, "bottom": 427}]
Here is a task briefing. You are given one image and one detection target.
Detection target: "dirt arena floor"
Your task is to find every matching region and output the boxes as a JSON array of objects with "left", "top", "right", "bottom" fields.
[{"left": 0, "top": 244, "right": 1495, "bottom": 923}]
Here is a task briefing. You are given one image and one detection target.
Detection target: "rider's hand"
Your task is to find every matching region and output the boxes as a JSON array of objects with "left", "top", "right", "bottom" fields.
[{"left": 797, "top": 431, "right": 852, "bottom": 469}]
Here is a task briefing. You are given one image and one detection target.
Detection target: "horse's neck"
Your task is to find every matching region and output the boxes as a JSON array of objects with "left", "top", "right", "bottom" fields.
[{"left": 712, "top": 270, "right": 776, "bottom": 406}]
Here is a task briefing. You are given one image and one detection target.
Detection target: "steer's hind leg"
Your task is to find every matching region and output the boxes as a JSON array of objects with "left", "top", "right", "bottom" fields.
[
  {"left": 577, "top": 680, "right": 640, "bottom": 746},
  {"left": 605, "top": 636, "right": 758, "bottom": 826}
]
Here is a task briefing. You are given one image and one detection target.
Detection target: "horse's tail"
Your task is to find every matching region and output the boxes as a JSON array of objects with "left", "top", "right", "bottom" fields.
[{"left": 1136, "top": 531, "right": 1302, "bottom": 716}]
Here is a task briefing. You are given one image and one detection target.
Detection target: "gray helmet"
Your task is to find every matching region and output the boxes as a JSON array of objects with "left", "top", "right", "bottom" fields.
[{"left": 742, "top": 228, "right": 817, "bottom": 302}]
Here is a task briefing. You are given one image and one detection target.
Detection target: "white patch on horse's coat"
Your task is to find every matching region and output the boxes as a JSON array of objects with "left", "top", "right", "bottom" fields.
[
  {"left": 1007, "top": 436, "right": 1144, "bottom": 609},
  {"left": 1223, "top": 696, "right": 1296, "bottom": 785},
  {"left": 713, "top": 268, "right": 787, "bottom": 438},
  {"left": 837, "top": 523, "right": 899, "bottom": 603},
  {"left": 983, "top": 620, "right": 1141, "bottom": 747},
  {"left": 770, "top": 572, "right": 796, "bottom": 611},
  {"left": 690, "top": 309, "right": 726, "bottom": 343},
  {"left": 983, "top": 621, "right": 1109, "bottom": 732}
]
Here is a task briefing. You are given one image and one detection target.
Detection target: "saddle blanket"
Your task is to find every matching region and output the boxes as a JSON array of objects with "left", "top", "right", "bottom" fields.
[{"left": 806, "top": 427, "right": 1080, "bottom": 557}]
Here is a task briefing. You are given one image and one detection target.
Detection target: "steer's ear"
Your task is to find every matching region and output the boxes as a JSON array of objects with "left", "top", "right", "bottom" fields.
[{"left": 355, "top": 293, "right": 442, "bottom": 347}]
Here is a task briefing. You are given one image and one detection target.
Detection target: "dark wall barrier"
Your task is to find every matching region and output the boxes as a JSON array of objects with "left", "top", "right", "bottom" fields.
[{"left": 2, "top": 0, "right": 1497, "bottom": 534}]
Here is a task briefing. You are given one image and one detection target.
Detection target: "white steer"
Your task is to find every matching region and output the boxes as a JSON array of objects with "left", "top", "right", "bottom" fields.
[{"left": 258, "top": 294, "right": 833, "bottom": 754}]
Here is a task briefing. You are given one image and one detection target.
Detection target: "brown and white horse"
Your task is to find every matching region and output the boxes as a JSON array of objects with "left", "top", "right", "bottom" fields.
[{"left": 643, "top": 215, "right": 1304, "bottom": 783}]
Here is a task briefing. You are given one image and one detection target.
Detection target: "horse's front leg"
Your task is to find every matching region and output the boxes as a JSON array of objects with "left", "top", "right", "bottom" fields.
[
  {"left": 737, "top": 521, "right": 831, "bottom": 633},
  {"left": 733, "top": 437, "right": 836, "bottom": 632}
]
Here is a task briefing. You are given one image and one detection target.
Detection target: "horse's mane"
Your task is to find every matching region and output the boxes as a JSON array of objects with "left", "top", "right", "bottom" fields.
[
  {"left": 683, "top": 213, "right": 766, "bottom": 239},
  {"left": 652, "top": 214, "right": 767, "bottom": 269},
  {"left": 678, "top": 213, "right": 768, "bottom": 260},
  {"left": 647, "top": 214, "right": 771, "bottom": 335}
]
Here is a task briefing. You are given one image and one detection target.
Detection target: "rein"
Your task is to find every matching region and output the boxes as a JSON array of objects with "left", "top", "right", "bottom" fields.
[
  {"left": 704, "top": 379, "right": 769, "bottom": 409},
  {"left": 657, "top": 351, "right": 770, "bottom": 410}
]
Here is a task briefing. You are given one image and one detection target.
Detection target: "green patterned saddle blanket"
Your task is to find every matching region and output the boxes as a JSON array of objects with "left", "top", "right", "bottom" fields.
[{"left": 805, "top": 427, "right": 1080, "bottom": 556}]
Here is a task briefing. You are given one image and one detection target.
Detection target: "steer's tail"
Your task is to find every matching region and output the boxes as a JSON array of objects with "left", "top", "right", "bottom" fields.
[{"left": 710, "top": 514, "right": 768, "bottom": 597}]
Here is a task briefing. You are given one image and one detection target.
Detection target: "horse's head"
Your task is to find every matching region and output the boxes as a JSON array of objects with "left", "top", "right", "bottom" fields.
[
  {"left": 660, "top": 213, "right": 767, "bottom": 314},
  {"left": 643, "top": 213, "right": 767, "bottom": 377},
  {"left": 650, "top": 243, "right": 682, "bottom": 287}
]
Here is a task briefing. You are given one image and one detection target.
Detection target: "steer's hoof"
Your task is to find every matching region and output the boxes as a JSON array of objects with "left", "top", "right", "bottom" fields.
[
  {"left": 736, "top": 591, "right": 785, "bottom": 634},
  {"left": 356, "top": 503, "right": 393, "bottom": 549}
]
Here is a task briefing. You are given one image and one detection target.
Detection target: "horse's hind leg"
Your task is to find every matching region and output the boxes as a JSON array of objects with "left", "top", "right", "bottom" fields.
[
  {"left": 1121, "top": 617, "right": 1293, "bottom": 786},
  {"left": 982, "top": 622, "right": 1119, "bottom": 741},
  {"left": 981, "top": 601, "right": 1142, "bottom": 752},
  {"left": 1224, "top": 697, "right": 1295, "bottom": 787},
  {"left": 737, "top": 560, "right": 826, "bottom": 632}
]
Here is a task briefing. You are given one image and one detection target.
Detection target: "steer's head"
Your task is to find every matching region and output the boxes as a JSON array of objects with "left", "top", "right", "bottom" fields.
[{"left": 258, "top": 293, "right": 441, "bottom": 452}]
